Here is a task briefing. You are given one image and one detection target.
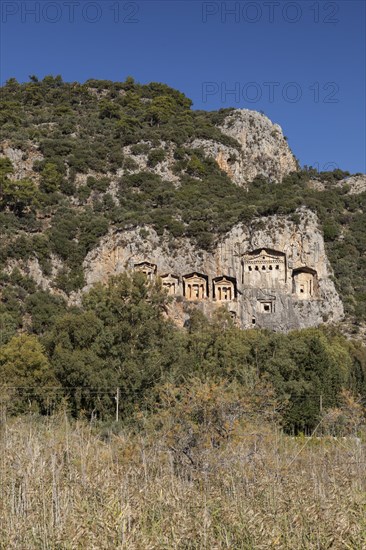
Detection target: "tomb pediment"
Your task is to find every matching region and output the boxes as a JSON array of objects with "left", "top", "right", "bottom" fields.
[
  {"left": 134, "top": 261, "right": 157, "bottom": 270},
  {"left": 244, "top": 248, "right": 285, "bottom": 264},
  {"left": 292, "top": 266, "right": 317, "bottom": 276},
  {"left": 161, "top": 273, "right": 179, "bottom": 283}
]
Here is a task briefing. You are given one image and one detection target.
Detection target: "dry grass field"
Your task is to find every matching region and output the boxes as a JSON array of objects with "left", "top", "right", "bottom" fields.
[{"left": 0, "top": 413, "right": 365, "bottom": 550}]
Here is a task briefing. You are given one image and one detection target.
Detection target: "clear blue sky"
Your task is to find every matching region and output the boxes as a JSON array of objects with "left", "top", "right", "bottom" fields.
[{"left": 1, "top": 0, "right": 365, "bottom": 173}]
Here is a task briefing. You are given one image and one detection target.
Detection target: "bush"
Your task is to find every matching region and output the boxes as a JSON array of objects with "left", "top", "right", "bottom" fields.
[
  {"left": 147, "top": 148, "right": 166, "bottom": 167},
  {"left": 138, "top": 378, "right": 279, "bottom": 472},
  {"left": 131, "top": 143, "right": 150, "bottom": 155}
]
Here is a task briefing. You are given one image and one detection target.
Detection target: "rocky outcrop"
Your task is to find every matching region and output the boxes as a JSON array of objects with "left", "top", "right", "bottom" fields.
[
  {"left": 307, "top": 174, "right": 366, "bottom": 195},
  {"left": 2, "top": 207, "right": 344, "bottom": 332},
  {"left": 190, "top": 110, "right": 298, "bottom": 186},
  {"left": 3, "top": 256, "right": 64, "bottom": 294},
  {"left": 0, "top": 141, "right": 44, "bottom": 181},
  {"left": 83, "top": 208, "right": 343, "bottom": 332},
  {"left": 218, "top": 109, "right": 298, "bottom": 184},
  {"left": 189, "top": 138, "right": 244, "bottom": 185},
  {"left": 120, "top": 142, "right": 180, "bottom": 184},
  {"left": 336, "top": 175, "right": 366, "bottom": 195}
]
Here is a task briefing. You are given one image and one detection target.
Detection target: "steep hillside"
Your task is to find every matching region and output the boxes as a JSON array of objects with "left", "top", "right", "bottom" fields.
[
  {"left": 0, "top": 76, "right": 365, "bottom": 333},
  {"left": 1, "top": 76, "right": 366, "bottom": 431}
]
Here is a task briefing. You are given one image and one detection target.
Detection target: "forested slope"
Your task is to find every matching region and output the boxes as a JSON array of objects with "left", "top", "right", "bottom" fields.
[{"left": 0, "top": 76, "right": 365, "bottom": 429}]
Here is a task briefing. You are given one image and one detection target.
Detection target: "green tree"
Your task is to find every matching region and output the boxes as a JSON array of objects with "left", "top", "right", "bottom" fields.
[
  {"left": 186, "top": 155, "right": 207, "bottom": 177},
  {"left": 40, "top": 162, "right": 63, "bottom": 194},
  {"left": 0, "top": 157, "right": 14, "bottom": 179},
  {"left": 145, "top": 95, "right": 176, "bottom": 126},
  {"left": 1, "top": 177, "right": 38, "bottom": 215},
  {"left": 25, "top": 291, "right": 67, "bottom": 335},
  {"left": 0, "top": 334, "right": 59, "bottom": 413},
  {"left": 47, "top": 273, "right": 176, "bottom": 418},
  {"left": 0, "top": 158, "right": 14, "bottom": 207},
  {"left": 0, "top": 101, "right": 22, "bottom": 126},
  {"left": 99, "top": 100, "right": 122, "bottom": 120},
  {"left": 46, "top": 310, "right": 111, "bottom": 416},
  {"left": 0, "top": 313, "right": 17, "bottom": 345},
  {"left": 259, "top": 329, "right": 348, "bottom": 432}
]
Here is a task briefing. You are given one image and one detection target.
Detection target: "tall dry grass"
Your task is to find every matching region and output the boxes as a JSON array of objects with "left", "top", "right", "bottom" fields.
[{"left": 0, "top": 414, "right": 365, "bottom": 549}]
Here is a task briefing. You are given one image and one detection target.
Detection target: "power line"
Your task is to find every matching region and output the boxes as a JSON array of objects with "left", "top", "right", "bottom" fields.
[{"left": 1, "top": 386, "right": 335, "bottom": 400}]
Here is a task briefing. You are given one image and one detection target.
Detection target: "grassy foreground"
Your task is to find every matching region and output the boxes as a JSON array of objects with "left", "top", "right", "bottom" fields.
[{"left": 0, "top": 414, "right": 365, "bottom": 550}]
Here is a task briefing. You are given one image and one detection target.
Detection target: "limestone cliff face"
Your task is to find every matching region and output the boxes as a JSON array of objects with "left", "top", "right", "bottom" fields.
[
  {"left": 220, "top": 110, "right": 298, "bottom": 184},
  {"left": 190, "top": 138, "right": 244, "bottom": 185},
  {"left": 118, "top": 109, "right": 299, "bottom": 188},
  {"left": 83, "top": 208, "right": 343, "bottom": 332},
  {"left": 191, "top": 109, "right": 298, "bottom": 186},
  {"left": 219, "top": 109, "right": 298, "bottom": 184}
]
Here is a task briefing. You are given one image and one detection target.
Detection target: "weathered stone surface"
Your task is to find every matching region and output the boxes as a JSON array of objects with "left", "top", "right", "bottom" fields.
[
  {"left": 2, "top": 207, "right": 344, "bottom": 332},
  {"left": 307, "top": 174, "right": 366, "bottom": 195},
  {"left": 190, "top": 110, "right": 298, "bottom": 186},
  {"left": 120, "top": 142, "right": 180, "bottom": 184},
  {"left": 189, "top": 138, "right": 244, "bottom": 185},
  {"left": 0, "top": 141, "right": 43, "bottom": 182},
  {"left": 219, "top": 109, "right": 299, "bottom": 184},
  {"left": 83, "top": 208, "right": 343, "bottom": 332},
  {"left": 307, "top": 179, "right": 327, "bottom": 192},
  {"left": 3, "top": 255, "right": 63, "bottom": 293},
  {"left": 336, "top": 174, "right": 366, "bottom": 195}
]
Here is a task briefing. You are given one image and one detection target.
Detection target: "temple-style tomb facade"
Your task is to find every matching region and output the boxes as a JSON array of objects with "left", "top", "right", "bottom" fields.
[
  {"left": 160, "top": 274, "right": 179, "bottom": 295},
  {"left": 131, "top": 246, "right": 320, "bottom": 329},
  {"left": 292, "top": 267, "right": 317, "bottom": 299},
  {"left": 213, "top": 276, "right": 236, "bottom": 301},
  {"left": 242, "top": 249, "right": 286, "bottom": 288},
  {"left": 183, "top": 273, "right": 208, "bottom": 300},
  {"left": 134, "top": 261, "right": 157, "bottom": 280}
]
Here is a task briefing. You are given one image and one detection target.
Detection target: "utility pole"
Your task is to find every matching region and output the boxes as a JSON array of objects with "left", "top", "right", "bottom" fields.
[
  {"left": 319, "top": 394, "right": 323, "bottom": 414},
  {"left": 115, "top": 388, "right": 120, "bottom": 422}
]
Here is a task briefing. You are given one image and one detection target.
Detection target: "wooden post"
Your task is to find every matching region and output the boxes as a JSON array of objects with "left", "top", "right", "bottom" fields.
[
  {"left": 319, "top": 394, "right": 323, "bottom": 414},
  {"left": 115, "top": 388, "right": 120, "bottom": 423}
]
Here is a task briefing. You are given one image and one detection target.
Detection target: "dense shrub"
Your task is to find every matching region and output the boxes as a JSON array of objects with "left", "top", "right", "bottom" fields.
[{"left": 147, "top": 148, "right": 166, "bottom": 167}]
